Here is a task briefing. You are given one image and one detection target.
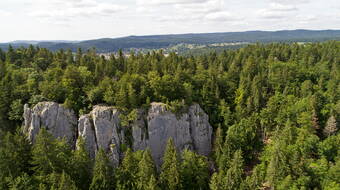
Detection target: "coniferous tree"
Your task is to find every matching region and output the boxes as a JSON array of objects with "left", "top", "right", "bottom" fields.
[
  {"left": 0, "top": 130, "right": 31, "bottom": 189},
  {"left": 116, "top": 148, "right": 138, "bottom": 190},
  {"left": 180, "top": 149, "right": 209, "bottom": 190},
  {"left": 8, "top": 173, "right": 37, "bottom": 190},
  {"left": 136, "top": 149, "right": 157, "bottom": 190},
  {"left": 53, "top": 171, "right": 78, "bottom": 190},
  {"left": 160, "top": 138, "right": 181, "bottom": 190},
  {"left": 71, "top": 137, "right": 93, "bottom": 190},
  {"left": 31, "top": 128, "right": 73, "bottom": 185},
  {"left": 145, "top": 175, "right": 160, "bottom": 190},
  {"left": 223, "top": 150, "right": 244, "bottom": 190},
  {"left": 90, "top": 149, "right": 114, "bottom": 190}
]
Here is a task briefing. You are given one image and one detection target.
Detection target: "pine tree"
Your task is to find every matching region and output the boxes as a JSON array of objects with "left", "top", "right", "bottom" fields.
[
  {"left": 55, "top": 171, "right": 78, "bottom": 190},
  {"left": 89, "top": 149, "right": 114, "bottom": 190},
  {"left": 116, "top": 148, "right": 138, "bottom": 190},
  {"left": 145, "top": 175, "right": 160, "bottom": 190},
  {"left": 0, "top": 130, "right": 31, "bottom": 188},
  {"left": 223, "top": 150, "right": 244, "bottom": 190},
  {"left": 160, "top": 138, "right": 181, "bottom": 190},
  {"left": 180, "top": 149, "right": 209, "bottom": 190},
  {"left": 209, "top": 171, "right": 225, "bottom": 190},
  {"left": 8, "top": 173, "right": 37, "bottom": 190},
  {"left": 31, "top": 128, "right": 73, "bottom": 184},
  {"left": 71, "top": 137, "right": 92, "bottom": 190},
  {"left": 213, "top": 126, "right": 224, "bottom": 169},
  {"left": 137, "top": 149, "right": 157, "bottom": 190},
  {"left": 31, "top": 128, "right": 57, "bottom": 177}
]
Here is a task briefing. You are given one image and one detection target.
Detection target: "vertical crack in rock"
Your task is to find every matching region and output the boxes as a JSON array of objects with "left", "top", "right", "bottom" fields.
[
  {"left": 23, "top": 102, "right": 77, "bottom": 145},
  {"left": 24, "top": 102, "right": 212, "bottom": 167}
]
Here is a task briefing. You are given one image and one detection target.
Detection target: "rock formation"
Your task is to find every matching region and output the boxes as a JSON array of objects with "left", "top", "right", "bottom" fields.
[
  {"left": 132, "top": 103, "right": 213, "bottom": 165},
  {"left": 78, "top": 105, "right": 125, "bottom": 167},
  {"left": 23, "top": 102, "right": 77, "bottom": 145},
  {"left": 23, "top": 102, "right": 213, "bottom": 166}
]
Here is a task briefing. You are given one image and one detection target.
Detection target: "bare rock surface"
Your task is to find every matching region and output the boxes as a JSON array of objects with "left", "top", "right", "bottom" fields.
[
  {"left": 23, "top": 102, "right": 77, "bottom": 145},
  {"left": 77, "top": 105, "right": 124, "bottom": 166},
  {"left": 132, "top": 102, "right": 213, "bottom": 166},
  {"left": 24, "top": 102, "right": 213, "bottom": 167}
]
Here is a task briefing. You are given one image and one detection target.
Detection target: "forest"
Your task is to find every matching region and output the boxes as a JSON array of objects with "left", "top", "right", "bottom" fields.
[{"left": 0, "top": 41, "right": 339, "bottom": 189}]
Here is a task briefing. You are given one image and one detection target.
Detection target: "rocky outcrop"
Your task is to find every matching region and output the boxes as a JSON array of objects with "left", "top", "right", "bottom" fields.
[
  {"left": 23, "top": 102, "right": 213, "bottom": 167},
  {"left": 78, "top": 105, "right": 125, "bottom": 167},
  {"left": 23, "top": 102, "right": 77, "bottom": 145},
  {"left": 132, "top": 103, "right": 213, "bottom": 165}
]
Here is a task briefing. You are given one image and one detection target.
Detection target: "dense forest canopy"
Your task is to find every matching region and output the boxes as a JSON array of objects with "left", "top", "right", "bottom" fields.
[{"left": 0, "top": 41, "right": 339, "bottom": 189}]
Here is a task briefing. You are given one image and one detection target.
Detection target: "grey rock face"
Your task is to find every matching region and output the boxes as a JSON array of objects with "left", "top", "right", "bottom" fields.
[
  {"left": 23, "top": 102, "right": 77, "bottom": 145},
  {"left": 131, "top": 109, "right": 148, "bottom": 151},
  {"left": 78, "top": 115, "right": 97, "bottom": 158},
  {"left": 23, "top": 102, "right": 213, "bottom": 167},
  {"left": 77, "top": 106, "right": 124, "bottom": 166},
  {"left": 132, "top": 102, "right": 213, "bottom": 166},
  {"left": 188, "top": 104, "right": 213, "bottom": 156}
]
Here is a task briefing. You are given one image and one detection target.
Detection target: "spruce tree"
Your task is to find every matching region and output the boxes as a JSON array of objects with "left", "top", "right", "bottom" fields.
[
  {"left": 90, "top": 149, "right": 114, "bottom": 190},
  {"left": 55, "top": 171, "right": 78, "bottom": 190},
  {"left": 31, "top": 128, "right": 59, "bottom": 177},
  {"left": 137, "top": 149, "right": 157, "bottom": 190},
  {"left": 160, "top": 138, "right": 181, "bottom": 190},
  {"left": 223, "top": 150, "right": 244, "bottom": 190},
  {"left": 116, "top": 148, "right": 138, "bottom": 190},
  {"left": 209, "top": 171, "right": 225, "bottom": 190},
  {"left": 71, "top": 137, "right": 93, "bottom": 190},
  {"left": 180, "top": 149, "right": 209, "bottom": 190},
  {"left": 146, "top": 175, "right": 160, "bottom": 190},
  {"left": 0, "top": 130, "right": 31, "bottom": 188}
]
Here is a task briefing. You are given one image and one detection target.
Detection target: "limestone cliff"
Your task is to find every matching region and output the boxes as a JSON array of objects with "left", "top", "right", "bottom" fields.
[
  {"left": 23, "top": 102, "right": 77, "bottom": 145},
  {"left": 78, "top": 105, "right": 125, "bottom": 167},
  {"left": 132, "top": 103, "right": 213, "bottom": 165},
  {"left": 24, "top": 102, "right": 213, "bottom": 166}
]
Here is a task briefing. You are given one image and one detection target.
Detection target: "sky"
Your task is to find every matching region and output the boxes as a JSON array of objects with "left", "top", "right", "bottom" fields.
[{"left": 0, "top": 0, "right": 339, "bottom": 42}]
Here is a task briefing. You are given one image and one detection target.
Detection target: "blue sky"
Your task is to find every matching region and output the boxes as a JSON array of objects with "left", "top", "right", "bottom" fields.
[{"left": 0, "top": 0, "right": 339, "bottom": 42}]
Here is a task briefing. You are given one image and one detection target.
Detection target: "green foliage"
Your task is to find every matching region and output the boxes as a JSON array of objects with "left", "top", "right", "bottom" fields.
[
  {"left": 8, "top": 99, "right": 24, "bottom": 121},
  {"left": 160, "top": 138, "right": 181, "bottom": 190},
  {"left": 0, "top": 130, "right": 32, "bottom": 189},
  {"left": 0, "top": 41, "right": 339, "bottom": 190},
  {"left": 180, "top": 149, "right": 210, "bottom": 190},
  {"left": 71, "top": 137, "right": 93, "bottom": 190},
  {"left": 116, "top": 148, "right": 138, "bottom": 190},
  {"left": 31, "top": 128, "right": 72, "bottom": 178},
  {"left": 89, "top": 149, "right": 115, "bottom": 190},
  {"left": 7, "top": 173, "right": 37, "bottom": 190},
  {"left": 136, "top": 149, "right": 157, "bottom": 190}
]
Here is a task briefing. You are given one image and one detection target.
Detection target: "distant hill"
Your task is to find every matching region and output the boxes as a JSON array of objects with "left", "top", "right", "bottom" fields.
[{"left": 1, "top": 29, "right": 340, "bottom": 53}]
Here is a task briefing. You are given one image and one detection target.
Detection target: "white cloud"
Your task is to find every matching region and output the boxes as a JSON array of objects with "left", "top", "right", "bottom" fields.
[
  {"left": 0, "top": 10, "right": 11, "bottom": 17},
  {"left": 141, "top": 0, "right": 225, "bottom": 23},
  {"left": 155, "top": 14, "right": 202, "bottom": 22},
  {"left": 174, "top": 0, "right": 223, "bottom": 14},
  {"left": 295, "top": 15, "right": 317, "bottom": 23},
  {"left": 257, "top": 3, "right": 298, "bottom": 20},
  {"left": 270, "top": 0, "right": 309, "bottom": 4},
  {"left": 204, "top": 11, "right": 241, "bottom": 22},
  {"left": 137, "top": 0, "right": 209, "bottom": 6},
  {"left": 29, "top": 0, "right": 126, "bottom": 24},
  {"left": 269, "top": 3, "right": 297, "bottom": 11}
]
